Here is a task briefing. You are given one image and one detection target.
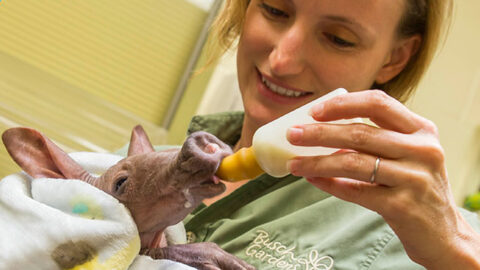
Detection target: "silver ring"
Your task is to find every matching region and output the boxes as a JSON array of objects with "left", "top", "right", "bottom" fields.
[{"left": 369, "top": 157, "right": 381, "bottom": 184}]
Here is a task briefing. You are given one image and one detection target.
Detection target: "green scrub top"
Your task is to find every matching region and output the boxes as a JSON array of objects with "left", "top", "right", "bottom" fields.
[
  {"left": 181, "top": 112, "right": 480, "bottom": 270},
  {"left": 117, "top": 112, "right": 480, "bottom": 270}
]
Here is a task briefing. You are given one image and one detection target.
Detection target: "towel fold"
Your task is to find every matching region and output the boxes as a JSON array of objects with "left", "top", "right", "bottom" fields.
[{"left": 0, "top": 152, "right": 193, "bottom": 270}]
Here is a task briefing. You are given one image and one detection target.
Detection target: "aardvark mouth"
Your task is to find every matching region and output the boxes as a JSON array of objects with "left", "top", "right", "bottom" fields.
[{"left": 190, "top": 175, "right": 225, "bottom": 198}]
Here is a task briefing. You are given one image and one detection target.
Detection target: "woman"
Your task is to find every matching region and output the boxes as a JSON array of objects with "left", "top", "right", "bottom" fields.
[{"left": 182, "top": 0, "right": 480, "bottom": 269}]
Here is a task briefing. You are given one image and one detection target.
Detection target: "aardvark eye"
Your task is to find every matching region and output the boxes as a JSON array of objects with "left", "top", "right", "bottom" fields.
[{"left": 114, "top": 176, "right": 128, "bottom": 194}]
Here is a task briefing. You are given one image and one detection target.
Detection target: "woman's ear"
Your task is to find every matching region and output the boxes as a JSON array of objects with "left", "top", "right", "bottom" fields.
[{"left": 375, "top": 34, "right": 422, "bottom": 84}]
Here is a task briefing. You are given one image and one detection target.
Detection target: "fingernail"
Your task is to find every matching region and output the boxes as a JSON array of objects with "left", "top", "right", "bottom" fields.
[
  {"left": 286, "top": 159, "right": 299, "bottom": 175},
  {"left": 287, "top": 127, "right": 303, "bottom": 143},
  {"left": 309, "top": 103, "right": 324, "bottom": 117}
]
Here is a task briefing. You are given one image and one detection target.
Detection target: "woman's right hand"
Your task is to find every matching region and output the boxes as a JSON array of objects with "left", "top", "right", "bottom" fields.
[{"left": 287, "top": 90, "right": 480, "bottom": 269}]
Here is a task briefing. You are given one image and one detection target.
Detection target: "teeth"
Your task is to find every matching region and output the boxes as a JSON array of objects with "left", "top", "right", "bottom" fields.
[{"left": 262, "top": 76, "right": 306, "bottom": 97}]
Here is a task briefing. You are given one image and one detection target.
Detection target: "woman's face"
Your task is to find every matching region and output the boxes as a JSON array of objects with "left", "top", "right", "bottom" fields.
[{"left": 237, "top": 0, "right": 408, "bottom": 127}]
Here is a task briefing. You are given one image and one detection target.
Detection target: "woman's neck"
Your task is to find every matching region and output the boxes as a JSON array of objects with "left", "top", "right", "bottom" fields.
[
  {"left": 233, "top": 116, "right": 260, "bottom": 152},
  {"left": 203, "top": 117, "right": 262, "bottom": 206}
]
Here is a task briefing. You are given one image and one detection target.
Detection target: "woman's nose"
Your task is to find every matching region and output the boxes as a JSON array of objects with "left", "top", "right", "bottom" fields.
[{"left": 269, "top": 26, "right": 307, "bottom": 76}]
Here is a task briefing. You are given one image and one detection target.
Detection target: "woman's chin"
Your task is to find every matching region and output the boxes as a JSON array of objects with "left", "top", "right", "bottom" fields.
[{"left": 244, "top": 104, "right": 286, "bottom": 129}]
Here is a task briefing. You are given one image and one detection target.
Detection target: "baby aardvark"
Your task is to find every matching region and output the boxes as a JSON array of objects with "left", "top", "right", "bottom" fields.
[{"left": 2, "top": 125, "right": 254, "bottom": 270}]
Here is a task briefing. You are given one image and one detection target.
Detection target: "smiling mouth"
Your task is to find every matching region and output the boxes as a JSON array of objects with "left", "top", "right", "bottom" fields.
[{"left": 261, "top": 75, "right": 312, "bottom": 98}]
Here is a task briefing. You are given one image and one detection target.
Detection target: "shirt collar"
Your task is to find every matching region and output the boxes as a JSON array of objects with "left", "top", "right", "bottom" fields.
[{"left": 187, "top": 111, "right": 244, "bottom": 147}]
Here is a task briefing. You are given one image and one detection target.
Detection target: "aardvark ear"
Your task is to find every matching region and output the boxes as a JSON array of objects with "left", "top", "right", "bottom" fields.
[
  {"left": 127, "top": 125, "right": 155, "bottom": 157},
  {"left": 2, "top": 127, "right": 89, "bottom": 180}
]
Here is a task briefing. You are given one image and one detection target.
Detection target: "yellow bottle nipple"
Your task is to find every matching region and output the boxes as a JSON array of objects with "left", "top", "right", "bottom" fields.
[{"left": 216, "top": 147, "right": 265, "bottom": 182}]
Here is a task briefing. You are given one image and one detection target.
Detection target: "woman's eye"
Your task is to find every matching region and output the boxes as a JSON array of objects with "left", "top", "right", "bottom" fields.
[
  {"left": 325, "top": 33, "right": 356, "bottom": 48},
  {"left": 259, "top": 3, "right": 288, "bottom": 18}
]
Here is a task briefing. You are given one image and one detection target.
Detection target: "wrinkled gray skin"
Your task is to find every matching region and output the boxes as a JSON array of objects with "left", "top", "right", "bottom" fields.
[{"left": 2, "top": 125, "right": 255, "bottom": 270}]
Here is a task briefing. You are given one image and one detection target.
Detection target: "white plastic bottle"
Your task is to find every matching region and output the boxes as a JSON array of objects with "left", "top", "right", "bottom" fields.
[{"left": 216, "top": 88, "right": 362, "bottom": 181}]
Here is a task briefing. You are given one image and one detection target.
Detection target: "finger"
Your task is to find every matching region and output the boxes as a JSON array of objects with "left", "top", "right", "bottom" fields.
[
  {"left": 200, "top": 265, "right": 221, "bottom": 270},
  {"left": 214, "top": 250, "right": 255, "bottom": 270},
  {"left": 231, "top": 258, "right": 256, "bottom": 270},
  {"left": 288, "top": 122, "right": 412, "bottom": 159},
  {"left": 217, "top": 257, "right": 255, "bottom": 270},
  {"left": 306, "top": 177, "right": 390, "bottom": 212},
  {"left": 145, "top": 247, "right": 166, "bottom": 259},
  {"left": 289, "top": 152, "right": 428, "bottom": 187},
  {"left": 311, "top": 90, "right": 425, "bottom": 134},
  {"left": 288, "top": 122, "right": 446, "bottom": 173}
]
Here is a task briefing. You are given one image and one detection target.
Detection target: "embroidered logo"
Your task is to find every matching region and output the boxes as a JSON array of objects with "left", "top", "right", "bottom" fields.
[{"left": 245, "top": 229, "right": 334, "bottom": 270}]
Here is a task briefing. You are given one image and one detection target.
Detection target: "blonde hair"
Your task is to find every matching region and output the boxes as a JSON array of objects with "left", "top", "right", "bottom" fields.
[
  {"left": 382, "top": 0, "right": 454, "bottom": 102},
  {"left": 208, "top": 0, "right": 453, "bottom": 103}
]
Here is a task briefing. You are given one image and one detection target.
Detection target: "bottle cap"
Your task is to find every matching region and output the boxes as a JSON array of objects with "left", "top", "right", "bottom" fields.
[{"left": 216, "top": 147, "right": 265, "bottom": 182}]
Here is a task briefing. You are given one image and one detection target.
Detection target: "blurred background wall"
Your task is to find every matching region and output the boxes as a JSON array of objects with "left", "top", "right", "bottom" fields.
[
  {"left": 407, "top": 0, "right": 480, "bottom": 205},
  {"left": 0, "top": 0, "right": 479, "bottom": 206},
  {"left": 0, "top": 0, "right": 216, "bottom": 175}
]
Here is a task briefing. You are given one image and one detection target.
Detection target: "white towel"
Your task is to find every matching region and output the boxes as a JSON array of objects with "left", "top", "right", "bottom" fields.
[{"left": 0, "top": 152, "right": 194, "bottom": 270}]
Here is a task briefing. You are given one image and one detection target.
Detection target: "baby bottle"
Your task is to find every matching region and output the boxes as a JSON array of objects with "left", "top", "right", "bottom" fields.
[{"left": 216, "top": 88, "right": 362, "bottom": 181}]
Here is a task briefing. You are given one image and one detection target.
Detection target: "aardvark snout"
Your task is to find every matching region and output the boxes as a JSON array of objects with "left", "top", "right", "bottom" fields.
[{"left": 177, "top": 131, "right": 233, "bottom": 184}]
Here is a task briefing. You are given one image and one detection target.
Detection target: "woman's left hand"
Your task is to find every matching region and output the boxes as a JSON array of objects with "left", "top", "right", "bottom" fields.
[{"left": 286, "top": 90, "right": 480, "bottom": 269}]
